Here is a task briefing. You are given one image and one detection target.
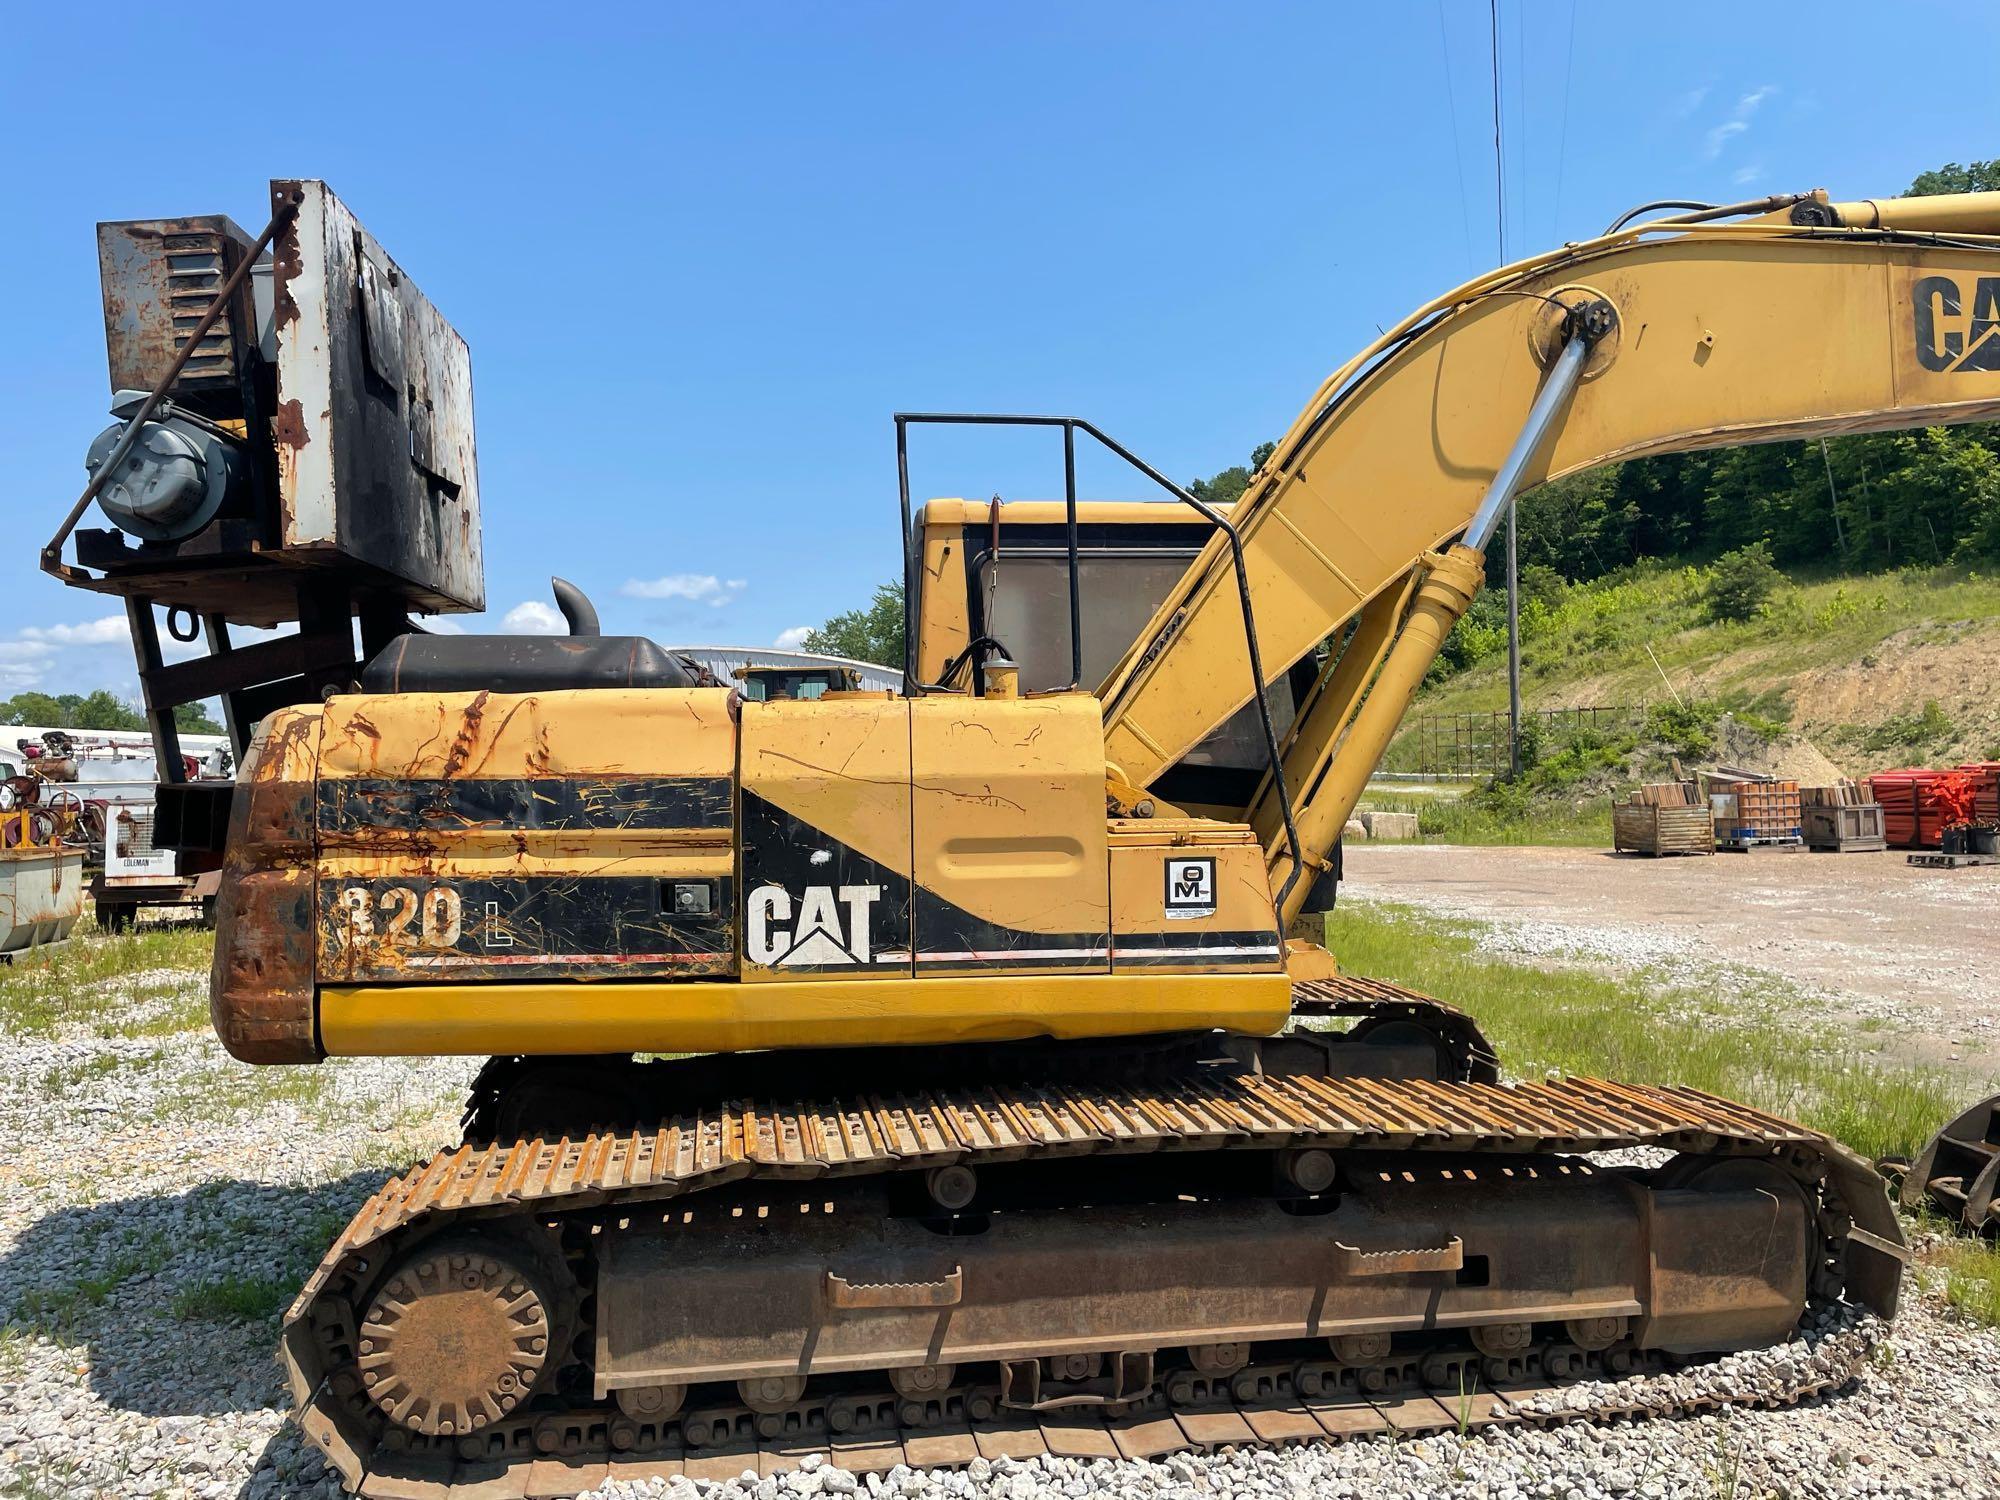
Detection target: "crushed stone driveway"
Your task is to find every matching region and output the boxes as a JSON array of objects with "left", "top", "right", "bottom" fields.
[{"left": 1341, "top": 843, "right": 2000, "bottom": 1077}]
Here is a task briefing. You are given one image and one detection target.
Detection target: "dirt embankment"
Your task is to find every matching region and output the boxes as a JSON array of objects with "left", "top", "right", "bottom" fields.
[{"left": 1512, "top": 622, "right": 2000, "bottom": 776}]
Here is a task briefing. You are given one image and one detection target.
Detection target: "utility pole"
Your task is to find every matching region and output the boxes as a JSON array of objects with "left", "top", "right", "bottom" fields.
[
  {"left": 1819, "top": 438, "right": 1847, "bottom": 556},
  {"left": 1489, "top": 0, "right": 1521, "bottom": 781},
  {"left": 1506, "top": 503, "right": 1522, "bottom": 778}
]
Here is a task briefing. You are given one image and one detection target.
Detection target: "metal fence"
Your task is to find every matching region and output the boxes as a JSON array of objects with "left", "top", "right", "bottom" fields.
[{"left": 1382, "top": 705, "right": 1651, "bottom": 782}]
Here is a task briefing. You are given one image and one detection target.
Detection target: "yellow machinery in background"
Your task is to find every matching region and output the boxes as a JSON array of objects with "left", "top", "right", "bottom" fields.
[{"left": 52, "top": 184, "right": 2000, "bottom": 1494}]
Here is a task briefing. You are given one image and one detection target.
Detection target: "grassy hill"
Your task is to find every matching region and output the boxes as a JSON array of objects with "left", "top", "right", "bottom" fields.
[
  {"left": 1401, "top": 562, "right": 2000, "bottom": 775},
  {"left": 1363, "top": 562, "right": 2000, "bottom": 844}
]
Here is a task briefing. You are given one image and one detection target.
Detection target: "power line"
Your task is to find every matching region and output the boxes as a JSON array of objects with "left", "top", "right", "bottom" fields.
[
  {"left": 1434, "top": 0, "right": 1477, "bottom": 276},
  {"left": 1551, "top": 0, "right": 1578, "bottom": 241},
  {"left": 1512, "top": 0, "right": 1527, "bottom": 246},
  {"left": 1488, "top": 0, "right": 1506, "bottom": 262}
]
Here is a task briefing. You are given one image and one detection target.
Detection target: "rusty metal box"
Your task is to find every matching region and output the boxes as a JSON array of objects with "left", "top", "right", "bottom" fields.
[
  {"left": 86, "top": 180, "right": 483, "bottom": 619},
  {"left": 269, "top": 179, "right": 483, "bottom": 612}
]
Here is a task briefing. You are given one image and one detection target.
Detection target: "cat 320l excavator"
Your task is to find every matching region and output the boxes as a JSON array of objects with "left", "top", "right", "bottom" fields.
[{"left": 46, "top": 181, "right": 2000, "bottom": 1495}]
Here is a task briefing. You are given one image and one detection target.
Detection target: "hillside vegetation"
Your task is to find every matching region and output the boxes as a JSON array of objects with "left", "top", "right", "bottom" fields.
[{"left": 1409, "top": 561, "right": 2000, "bottom": 774}]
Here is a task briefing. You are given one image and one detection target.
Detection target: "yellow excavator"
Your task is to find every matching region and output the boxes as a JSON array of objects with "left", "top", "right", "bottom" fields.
[{"left": 46, "top": 181, "right": 2000, "bottom": 1495}]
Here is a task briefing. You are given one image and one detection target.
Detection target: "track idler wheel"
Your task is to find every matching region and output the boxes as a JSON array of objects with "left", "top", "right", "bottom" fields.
[
  {"left": 357, "top": 1237, "right": 557, "bottom": 1438},
  {"left": 739, "top": 1375, "right": 808, "bottom": 1413},
  {"left": 1565, "top": 1315, "right": 1629, "bottom": 1352},
  {"left": 1542, "top": 1344, "right": 1587, "bottom": 1383},
  {"left": 889, "top": 1363, "right": 957, "bottom": 1398},
  {"left": 1188, "top": 1343, "right": 1250, "bottom": 1375},
  {"left": 615, "top": 1383, "right": 687, "bottom": 1420}
]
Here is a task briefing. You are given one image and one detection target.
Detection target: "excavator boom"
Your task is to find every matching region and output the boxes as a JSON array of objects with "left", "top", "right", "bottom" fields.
[{"left": 1096, "top": 191, "right": 2000, "bottom": 911}]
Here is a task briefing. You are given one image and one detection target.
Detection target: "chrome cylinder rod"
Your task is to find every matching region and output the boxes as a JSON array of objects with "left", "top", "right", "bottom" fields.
[{"left": 1463, "top": 330, "right": 1591, "bottom": 555}]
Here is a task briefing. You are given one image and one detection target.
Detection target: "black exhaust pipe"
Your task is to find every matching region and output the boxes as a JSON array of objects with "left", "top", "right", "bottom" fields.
[{"left": 551, "top": 576, "right": 600, "bottom": 637}]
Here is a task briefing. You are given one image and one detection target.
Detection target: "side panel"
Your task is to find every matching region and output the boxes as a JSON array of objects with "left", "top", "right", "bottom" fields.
[
  {"left": 738, "top": 697, "right": 914, "bottom": 981},
  {"left": 1108, "top": 825, "right": 1283, "bottom": 974},
  {"left": 210, "top": 706, "right": 323, "bottom": 1063},
  {"left": 319, "top": 970, "right": 1295, "bottom": 1055},
  {"left": 910, "top": 695, "right": 1109, "bottom": 976},
  {"left": 314, "top": 688, "right": 735, "bottom": 982}
]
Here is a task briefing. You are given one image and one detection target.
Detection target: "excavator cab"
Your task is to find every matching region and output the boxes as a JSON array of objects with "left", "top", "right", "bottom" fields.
[{"left": 909, "top": 498, "right": 1320, "bottom": 818}]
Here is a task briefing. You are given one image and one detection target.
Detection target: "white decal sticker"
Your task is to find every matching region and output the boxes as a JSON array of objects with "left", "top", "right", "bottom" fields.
[
  {"left": 747, "top": 883, "right": 883, "bottom": 965},
  {"left": 1163, "top": 857, "right": 1216, "bottom": 919}
]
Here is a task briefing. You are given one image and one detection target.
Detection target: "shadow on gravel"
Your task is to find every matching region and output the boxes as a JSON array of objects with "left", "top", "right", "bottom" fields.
[
  {"left": 0, "top": 1169, "right": 385, "bottom": 1418},
  {"left": 236, "top": 1422, "right": 342, "bottom": 1498}
]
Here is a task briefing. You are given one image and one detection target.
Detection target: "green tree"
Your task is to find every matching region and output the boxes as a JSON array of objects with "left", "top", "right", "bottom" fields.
[
  {"left": 0, "top": 691, "right": 70, "bottom": 727},
  {"left": 802, "top": 579, "right": 906, "bottom": 668},
  {"left": 1188, "top": 442, "right": 1276, "bottom": 506},
  {"left": 1906, "top": 160, "right": 2000, "bottom": 196},
  {"left": 70, "top": 690, "right": 146, "bottom": 730},
  {"left": 0, "top": 689, "right": 164, "bottom": 731},
  {"left": 1703, "top": 541, "right": 1784, "bottom": 622},
  {"left": 174, "top": 702, "right": 226, "bottom": 734}
]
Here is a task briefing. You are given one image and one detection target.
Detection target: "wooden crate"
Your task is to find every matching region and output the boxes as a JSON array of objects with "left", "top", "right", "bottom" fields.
[
  {"left": 1801, "top": 781, "right": 1869, "bottom": 808},
  {"left": 1614, "top": 803, "right": 1715, "bottom": 856},
  {"left": 1802, "top": 802, "right": 1887, "bottom": 852}
]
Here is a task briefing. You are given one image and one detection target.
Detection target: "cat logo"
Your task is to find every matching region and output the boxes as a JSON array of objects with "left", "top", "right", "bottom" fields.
[
  {"left": 1913, "top": 275, "right": 2000, "bottom": 372},
  {"left": 747, "top": 883, "right": 884, "bottom": 966}
]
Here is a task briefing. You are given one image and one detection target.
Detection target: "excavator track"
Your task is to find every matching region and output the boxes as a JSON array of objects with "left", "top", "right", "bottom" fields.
[{"left": 284, "top": 1058, "right": 1905, "bottom": 1499}]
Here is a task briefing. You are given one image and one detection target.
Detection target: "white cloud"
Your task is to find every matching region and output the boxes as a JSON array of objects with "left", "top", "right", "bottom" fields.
[
  {"left": 1704, "top": 120, "right": 1747, "bottom": 157},
  {"left": 620, "top": 574, "right": 747, "bottom": 609},
  {"left": 423, "top": 617, "right": 468, "bottom": 635},
  {"left": 1669, "top": 86, "right": 1709, "bottom": 121},
  {"left": 773, "top": 626, "right": 812, "bottom": 650},
  {"left": 0, "top": 641, "right": 55, "bottom": 662},
  {"left": 20, "top": 616, "right": 129, "bottom": 646},
  {"left": 1731, "top": 164, "right": 1765, "bottom": 187},
  {"left": 1703, "top": 85, "right": 1775, "bottom": 159},
  {"left": 501, "top": 600, "right": 566, "bottom": 634}
]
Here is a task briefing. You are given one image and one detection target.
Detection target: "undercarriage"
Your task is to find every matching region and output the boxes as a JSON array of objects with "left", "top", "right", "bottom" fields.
[{"left": 284, "top": 982, "right": 1904, "bottom": 1499}]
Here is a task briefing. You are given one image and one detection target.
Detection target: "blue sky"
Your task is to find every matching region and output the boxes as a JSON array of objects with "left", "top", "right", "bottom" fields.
[{"left": 3, "top": 1, "right": 1989, "bottom": 698}]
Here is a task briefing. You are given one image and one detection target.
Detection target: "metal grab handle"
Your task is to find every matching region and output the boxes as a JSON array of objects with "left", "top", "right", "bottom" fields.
[
  {"left": 1332, "top": 1236, "right": 1464, "bottom": 1278},
  {"left": 825, "top": 1265, "right": 964, "bottom": 1310}
]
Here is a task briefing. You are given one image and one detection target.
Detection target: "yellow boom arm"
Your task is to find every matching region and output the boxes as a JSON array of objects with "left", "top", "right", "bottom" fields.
[{"left": 1096, "top": 190, "right": 2000, "bottom": 922}]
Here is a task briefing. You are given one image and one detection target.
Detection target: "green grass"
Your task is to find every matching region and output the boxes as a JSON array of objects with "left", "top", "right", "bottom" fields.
[
  {"left": 37, "top": 1050, "right": 136, "bottom": 1095},
  {"left": 1324, "top": 901, "right": 1987, "bottom": 1163},
  {"left": 1363, "top": 790, "right": 1614, "bottom": 848},
  {"left": 1934, "top": 1235, "right": 2000, "bottom": 1327},
  {"left": 0, "top": 1458, "right": 86, "bottom": 1500},
  {"left": 170, "top": 1273, "right": 294, "bottom": 1323},
  {"left": 0, "top": 919, "right": 211, "bottom": 1038},
  {"left": 11, "top": 1233, "right": 174, "bottom": 1341}
]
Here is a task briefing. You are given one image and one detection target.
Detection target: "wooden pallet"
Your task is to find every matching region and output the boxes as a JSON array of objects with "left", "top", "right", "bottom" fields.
[
  {"left": 1717, "top": 835, "right": 1805, "bottom": 853},
  {"left": 1907, "top": 851, "right": 2000, "bottom": 868},
  {"left": 1612, "top": 803, "right": 1714, "bottom": 856}
]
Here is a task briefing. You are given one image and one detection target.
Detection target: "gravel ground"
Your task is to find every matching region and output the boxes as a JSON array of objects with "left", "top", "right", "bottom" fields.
[
  {"left": 4, "top": 952, "right": 1999, "bottom": 1500},
  {"left": 1340, "top": 844, "right": 2000, "bottom": 1076}
]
